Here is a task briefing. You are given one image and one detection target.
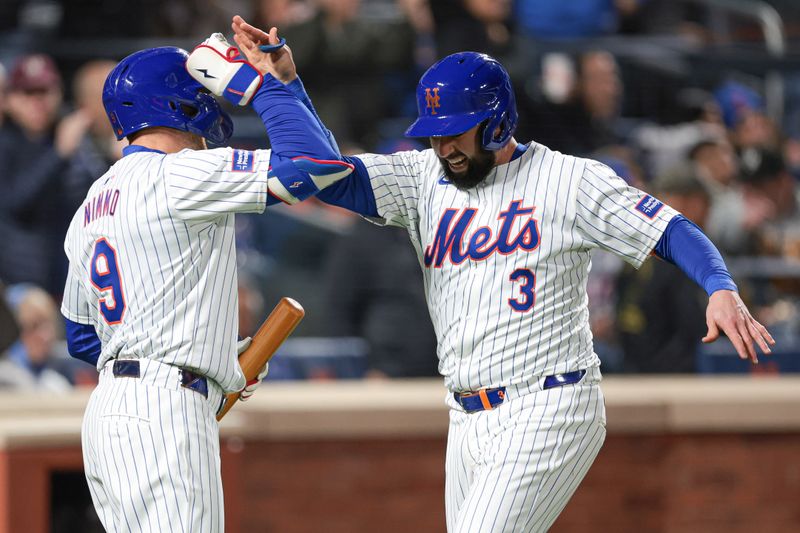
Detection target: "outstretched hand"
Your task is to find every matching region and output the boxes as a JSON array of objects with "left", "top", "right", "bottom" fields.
[
  {"left": 231, "top": 15, "right": 297, "bottom": 83},
  {"left": 703, "top": 290, "right": 775, "bottom": 364}
]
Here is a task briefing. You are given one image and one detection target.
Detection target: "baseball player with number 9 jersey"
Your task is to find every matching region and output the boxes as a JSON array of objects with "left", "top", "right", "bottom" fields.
[
  {"left": 61, "top": 32, "right": 352, "bottom": 532},
  {"left": 227, "top": 18, "right": 776, "bottom": 531}
]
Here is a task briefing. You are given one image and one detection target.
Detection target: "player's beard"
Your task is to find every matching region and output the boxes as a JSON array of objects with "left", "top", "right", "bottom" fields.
[{"left": 439, "top": 146, "right": 496, "bottom": 190}]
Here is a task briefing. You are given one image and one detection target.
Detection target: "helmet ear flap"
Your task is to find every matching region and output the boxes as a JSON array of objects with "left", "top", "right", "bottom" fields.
[
  {"left": 482, "top": 110, "right": 510, "bottom": 151},
  {"left": 481, "top": 79, "right": 517, "bottom": 151}
]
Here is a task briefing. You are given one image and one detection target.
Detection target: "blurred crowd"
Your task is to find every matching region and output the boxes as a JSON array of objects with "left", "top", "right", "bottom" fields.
[{"left": 1, "top": 0, "right": 800, "bottom": 390}]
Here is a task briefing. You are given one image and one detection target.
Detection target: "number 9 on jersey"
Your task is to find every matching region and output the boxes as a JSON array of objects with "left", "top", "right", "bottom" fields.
[{"left": 90, "top": 238, "right": 126, "bottom": 324}]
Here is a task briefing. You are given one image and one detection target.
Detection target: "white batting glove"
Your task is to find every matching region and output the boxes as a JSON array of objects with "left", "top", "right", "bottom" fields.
[
  {"left": 239, "top": 362, "right": 269, "bottom": 402},
  {"left": 236, "top": 336, "right": 252, "bottom": 355},
  {"left": 186, "top": 33, "right": 263, "bottom": 106},
  {"left": 236, "top": 336, "right": 270, "bottom": 402}
]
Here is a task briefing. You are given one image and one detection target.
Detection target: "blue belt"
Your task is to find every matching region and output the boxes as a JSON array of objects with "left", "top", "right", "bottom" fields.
[
  {"left": 112, "top": 360, "right": 209, "bottom": 398},
  {"left": 454, "top": 369, "right": 587, "bottom": 413}
]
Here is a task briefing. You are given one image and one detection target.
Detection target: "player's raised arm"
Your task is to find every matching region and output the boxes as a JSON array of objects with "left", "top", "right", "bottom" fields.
[
  {"left": 186, "top": 23, "right": 353, "bottom": 206},
  {"left": 230, "top": 17, "right": 370, "bottom": 209}
]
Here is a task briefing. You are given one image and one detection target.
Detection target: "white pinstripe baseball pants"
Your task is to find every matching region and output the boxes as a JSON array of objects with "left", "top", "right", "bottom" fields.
[
  {"left": 445, "top": 366, "right": 607, "bottom": 532},
  {"left": 82, "top": 359, "right": 226, "bottom": 533}
]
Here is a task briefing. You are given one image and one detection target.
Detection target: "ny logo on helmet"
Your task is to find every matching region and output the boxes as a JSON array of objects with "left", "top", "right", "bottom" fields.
[{"left": 425, "top": 88, "right": 441, "bottom": 115}]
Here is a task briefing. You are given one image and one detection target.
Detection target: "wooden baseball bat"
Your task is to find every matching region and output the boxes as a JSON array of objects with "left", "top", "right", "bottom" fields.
[{"left": 216, "top": 297, "right": 305, "bottom": 421}]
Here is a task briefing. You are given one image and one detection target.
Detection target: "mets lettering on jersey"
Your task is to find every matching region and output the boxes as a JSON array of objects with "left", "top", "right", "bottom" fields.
[{"left": 423, "top": 200, "right": 540, "bottom": 268}]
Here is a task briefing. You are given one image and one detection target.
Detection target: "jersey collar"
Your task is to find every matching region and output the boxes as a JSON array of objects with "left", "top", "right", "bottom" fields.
[
  {"left": 510, "top": 143, "right": 528, "bottom": 162},
  {"left": 123, "top": 145, "right": 166, "bottom": 157}
]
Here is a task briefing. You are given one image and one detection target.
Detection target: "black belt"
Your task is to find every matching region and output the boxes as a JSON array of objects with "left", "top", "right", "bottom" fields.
[
  {"left": 112, "top": 360, "right": 209, "bottom": 398},
  {"left": 454, "top": 369, "right": 587, "bottom": 413}
]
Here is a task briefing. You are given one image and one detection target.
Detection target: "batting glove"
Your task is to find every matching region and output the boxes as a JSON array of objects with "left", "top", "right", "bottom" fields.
[
  {"left": 239, "top": 363, "right": 269, "bottom": 401},
  {"left": 236, "top": 336, "right": 270, "bottom": 402},
  {"left": 186, "top": 33, "right": 263, "bottom": 106}
]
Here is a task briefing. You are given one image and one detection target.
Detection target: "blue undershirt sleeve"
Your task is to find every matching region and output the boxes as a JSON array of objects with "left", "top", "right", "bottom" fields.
[
  {"left": 253, "top": 76, "right": 377, "bottom": 213},
  {"left": 653, "top": 215, "right": 738, "bottom": 296},
  {"left": 253, "top": 75, "right": 346, "bottom": 207},
  {"left": 251, "top": 75, "right": 339, "bottom": 161},
  {"left": 285, "top": 76, "right": 340, "bottom": 155},
  {"left": 64, "top": 318, "right": 101, "bottom": 366},
  {"left": 315, "top": 155, "right": 379, "bottom": 217}
]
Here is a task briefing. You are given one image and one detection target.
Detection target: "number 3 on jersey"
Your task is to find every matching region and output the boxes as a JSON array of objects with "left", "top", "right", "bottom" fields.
[
  {"left": 90, "top": 238, "right": 126, "bottom": 324},
  {"left": 508, "top": 268, "right": 536, "bottom": 312}
]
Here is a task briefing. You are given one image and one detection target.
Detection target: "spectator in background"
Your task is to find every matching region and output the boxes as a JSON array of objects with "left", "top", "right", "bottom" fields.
[
  {"left": 0, "top": 63, "right": 7, "bottom": 128},
  {"left": 0, "top": 54, "right": 83, "bottom": 295},
  {"left": 431, "top": 0, "right": 513, "bottom": 59},
  {"left": 514, "top": 0, "right": 641, "bottom": 39},
  {"left": 739, "top": 148, "right": 800, "bottom": 258},
  {"left": 0, "top": 284, "right": 72, "bottom": 391},
  {"left": 61, "top": 60, "right": 124, "bottom": 219},
  {"left": 259, "top": 0, "right": 417, "bottom": 149},
  {"left": 254, "top": 0, "right": 316, "bottom": 28},
  {"left": 691, "top": 137, "right": 739, "bottom": 190},
  {"left": 714, "top": 81, "right": 781, "bottom": 151},
  {"left": 0, "top": 282, "right": 19, "bottom": 355},
  {"left": 616, "top": 163, "right": 711, "bottom": 373},
  {"left": 238, "top": 273, "right": 266, "bottom": 338},
  {"left": 324, "top": 220, "right": 439, "bottom": 379},
  {"left": 632, "top": 87, "right": 726, "bottom": 178},
  {"left": 520, "top": 50, "right": 623, "bottom": 156},
  {"left": 689, "top": 137, "right": 771, "bottom": 255}
]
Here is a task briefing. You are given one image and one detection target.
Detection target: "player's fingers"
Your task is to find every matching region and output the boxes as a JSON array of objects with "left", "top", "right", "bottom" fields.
[
  {"left": 231, "top": 15, "right": 246, "bottom": 36},
  {"left": 735, "top": 321, "right": 758, "bottom": 364},
  {"left": 239, "top": 18, "right": 271, "bottom": 44},
  {"left": 233, "top": 32, "right": 256, "bottom": 55},
  {"left": 722, "top": 324, "right": 750, "bottom": 361},
  {"left": 755, "top": 319, "right": 776, "bottom": 345},
  {"left": 257, "top": 362, "right": 269, "bottom": 380},
  {"left": 722, "top": 314, "right": 756, "bottom": 362},
  {"left": 232, "top": 33, "right": 248, "bottom": 55},
  {"left": 746, "top": 318, "right": 773, "bottom": 355},
  {"left": 701, "top": 320, "right": 719, "bottom": 343}
]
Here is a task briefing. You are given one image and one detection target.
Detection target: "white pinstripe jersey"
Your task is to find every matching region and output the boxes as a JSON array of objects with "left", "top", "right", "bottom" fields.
[
  {"left": 61, "top": 146, "right": 270, "bottom": 393},
  {"left": 358, "top": 142, "right": 677, "bottom": 392}
]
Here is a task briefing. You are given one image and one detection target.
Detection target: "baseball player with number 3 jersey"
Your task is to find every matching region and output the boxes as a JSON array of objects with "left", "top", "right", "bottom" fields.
[
  {"left": 226, "top": 19, "right": 776, "bottom": 532},
  {"left": 61, "top": 31, "right": 351, "bottom": 532}
]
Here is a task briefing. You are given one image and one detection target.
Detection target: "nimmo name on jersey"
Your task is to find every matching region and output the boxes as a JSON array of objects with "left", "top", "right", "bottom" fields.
[{"left": 84, "top": 188, "right": 121, "bottom": 226}]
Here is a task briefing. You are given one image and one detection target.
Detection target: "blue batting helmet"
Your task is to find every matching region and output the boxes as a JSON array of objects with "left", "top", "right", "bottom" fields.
[
  {"left": 103, "top": 47, "right": 233, "bottom": 144},
  {"left": 405, "top": 52, "right": 517, "bottom": 151}
]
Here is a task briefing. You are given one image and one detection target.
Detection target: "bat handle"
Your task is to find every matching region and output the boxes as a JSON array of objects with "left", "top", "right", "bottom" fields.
[{"left": 216, "top": 297, "right": 304, "bottom": 421}]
